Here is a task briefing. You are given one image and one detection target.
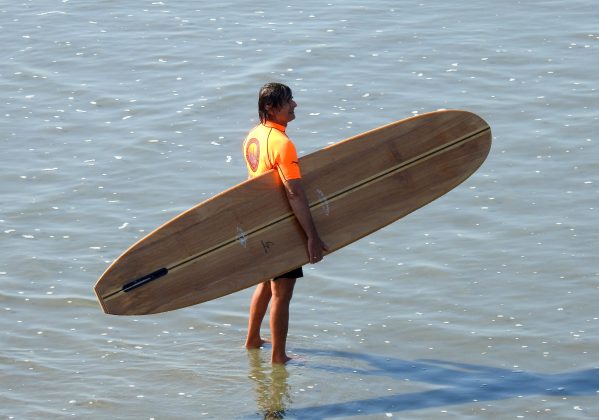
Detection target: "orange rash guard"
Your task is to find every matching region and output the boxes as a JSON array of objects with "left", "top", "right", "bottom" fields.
[{"left": 242, "top": 121, "right": 301, "bottom": 181}]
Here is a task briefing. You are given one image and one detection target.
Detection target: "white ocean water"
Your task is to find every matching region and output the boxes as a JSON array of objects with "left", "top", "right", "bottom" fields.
[{"left": 1, "top": 1, "right": 598, "bottom": 418}]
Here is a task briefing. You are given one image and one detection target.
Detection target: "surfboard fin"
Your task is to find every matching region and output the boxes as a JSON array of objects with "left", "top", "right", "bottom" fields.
[{"left": 122, "top": 267, "right": 169, "bottom": 293}]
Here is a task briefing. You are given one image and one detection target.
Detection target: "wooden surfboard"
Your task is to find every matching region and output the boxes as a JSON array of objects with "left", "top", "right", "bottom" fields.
[{"left": 94, "top": 110, "right": 491, "bottom": 315}]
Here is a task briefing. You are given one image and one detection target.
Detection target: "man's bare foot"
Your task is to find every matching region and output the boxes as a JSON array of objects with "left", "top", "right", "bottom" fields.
[
  {"left": 245, "top": 337, "right": 271, "bottom": 349},
  {"left": 271, "top": 353, "right": 292, "bottom": 364}
]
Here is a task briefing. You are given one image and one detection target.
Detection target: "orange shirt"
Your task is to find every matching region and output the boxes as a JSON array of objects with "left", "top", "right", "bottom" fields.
[{"left": 243, "top": 121, "right": 301, "bottom": 181}]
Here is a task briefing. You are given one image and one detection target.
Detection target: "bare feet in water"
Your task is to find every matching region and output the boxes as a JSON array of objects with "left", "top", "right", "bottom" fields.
[
  {"left": 245, "top": 337, "right": 271, "bottom": 349},
  {"left": 246, "top": 337, "right": 298, "bottom": 364},
  {"left": 271, "top": 354, "right": 292, "bottom": 364}
]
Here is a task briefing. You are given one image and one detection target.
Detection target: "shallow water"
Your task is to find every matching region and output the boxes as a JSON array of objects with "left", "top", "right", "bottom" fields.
[{"left": 2, "top": 0, "right": 598, "bottom": 418}]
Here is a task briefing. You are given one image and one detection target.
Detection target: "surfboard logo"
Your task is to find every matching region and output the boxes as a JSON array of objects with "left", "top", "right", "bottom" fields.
[
  {"left": 236, "top": 227, "right": 248, "bottom": 248},
  {"left": 245, "top": 138, "right": 260, "bottom": 172},
  {"left": 316, "top": 189, "right": 331, "bottom": 216}
]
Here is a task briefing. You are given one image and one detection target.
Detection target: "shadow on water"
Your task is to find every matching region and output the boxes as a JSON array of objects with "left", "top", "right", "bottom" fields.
[{"left": 248, "top": 348, "right": 599, "bottom": 419}]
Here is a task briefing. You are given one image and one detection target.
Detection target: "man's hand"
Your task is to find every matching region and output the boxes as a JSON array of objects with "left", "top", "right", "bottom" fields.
[{"left": 307, "top": 235, "right": 329, "bottom": 264}]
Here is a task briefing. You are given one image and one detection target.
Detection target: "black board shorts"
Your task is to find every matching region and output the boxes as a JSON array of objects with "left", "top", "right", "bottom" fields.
[{"left": 273, "top": 266, "right": 304, "bottom": 280}]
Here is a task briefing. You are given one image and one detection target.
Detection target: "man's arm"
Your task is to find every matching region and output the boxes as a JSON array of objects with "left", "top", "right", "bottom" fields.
[{"left": 283, "top": 178, "right": 328, "bottom": 263}]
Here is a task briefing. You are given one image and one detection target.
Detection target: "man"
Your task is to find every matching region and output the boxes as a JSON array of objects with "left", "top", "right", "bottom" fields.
[{"left": 243, "top": 82, "right": 328, "bottom": 364}]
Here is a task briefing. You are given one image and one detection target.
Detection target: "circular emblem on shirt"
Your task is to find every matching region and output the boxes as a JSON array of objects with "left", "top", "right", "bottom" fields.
[{"left": 245, "top": 138, "right": 260, "bottom": 172}]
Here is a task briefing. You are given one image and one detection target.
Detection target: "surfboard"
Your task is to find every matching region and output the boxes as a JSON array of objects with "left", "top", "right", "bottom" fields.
[{"left": 94, "top": 110, "right": 491, "bottom": 315}]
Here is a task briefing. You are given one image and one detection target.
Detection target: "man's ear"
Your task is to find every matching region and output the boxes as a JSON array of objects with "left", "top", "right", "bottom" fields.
[{"left": 264, "top": 104, "right": 277, "bottom": 118}]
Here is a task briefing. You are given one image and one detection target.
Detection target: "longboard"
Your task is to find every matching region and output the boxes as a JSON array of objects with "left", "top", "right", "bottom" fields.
[{"left": 94, "top": 110, "right": 491, "bottom": 315}]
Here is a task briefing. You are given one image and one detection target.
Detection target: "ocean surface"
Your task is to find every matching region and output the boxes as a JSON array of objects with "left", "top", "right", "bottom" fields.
[{"left": 1, "top": 0, "right": 598, "bottom": 418}]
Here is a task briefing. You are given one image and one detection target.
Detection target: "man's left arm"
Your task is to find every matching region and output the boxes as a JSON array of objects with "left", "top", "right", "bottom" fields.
[{"left": 283, "top": 178, "right": 328, "bottom": 264}]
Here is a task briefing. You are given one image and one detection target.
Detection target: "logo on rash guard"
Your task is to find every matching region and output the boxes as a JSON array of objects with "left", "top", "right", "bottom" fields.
[{"left": 245, "top": 138, "right": 260, "bottom": 172}]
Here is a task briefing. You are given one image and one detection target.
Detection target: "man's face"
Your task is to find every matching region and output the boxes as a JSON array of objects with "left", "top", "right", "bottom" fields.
[{"left": 269, "top": 97, "right": 297, "bottom": 126}]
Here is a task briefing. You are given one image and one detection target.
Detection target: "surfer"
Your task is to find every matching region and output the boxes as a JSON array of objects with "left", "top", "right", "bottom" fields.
[{"left": 243, "top": 82, "right": 328, "bottom": 363}]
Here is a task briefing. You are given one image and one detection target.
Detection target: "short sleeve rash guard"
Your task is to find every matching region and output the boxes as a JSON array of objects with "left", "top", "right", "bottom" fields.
[{"left": 243, "top": 121, "right": 301, "bottom": 181}]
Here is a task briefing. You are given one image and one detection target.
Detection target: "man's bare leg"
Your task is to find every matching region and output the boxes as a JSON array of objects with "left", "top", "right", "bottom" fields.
[
  {"left": 245, "top": 281, "right": 272, "bottom": 349},
  {"left": 270, "top": 277, "right": 296, "bottom": 364}
]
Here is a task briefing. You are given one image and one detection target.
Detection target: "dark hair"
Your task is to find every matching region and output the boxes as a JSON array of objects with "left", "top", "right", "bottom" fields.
[{"left": 258, "top": 83, "right": 293, "bottom": 123}]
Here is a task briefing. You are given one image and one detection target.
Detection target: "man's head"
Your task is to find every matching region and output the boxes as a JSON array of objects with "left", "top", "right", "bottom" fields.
[{"left": 258, "top": 83, "right": 296, "bottom": 125}]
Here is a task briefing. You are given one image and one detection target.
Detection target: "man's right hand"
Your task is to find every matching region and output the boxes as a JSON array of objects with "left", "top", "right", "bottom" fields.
[{"left": 307, "top": 235, "right": 329, "bottom": 264}]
